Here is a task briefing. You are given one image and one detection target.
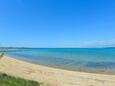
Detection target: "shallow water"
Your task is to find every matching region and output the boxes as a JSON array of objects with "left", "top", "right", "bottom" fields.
[{"left": 6, "top": 48, "right": 115, "bottom": 74}]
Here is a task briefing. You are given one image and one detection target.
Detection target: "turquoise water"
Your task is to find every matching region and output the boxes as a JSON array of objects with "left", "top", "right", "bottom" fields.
[{"left": 6, "top": 48, "right": 115, "bottom": 73}]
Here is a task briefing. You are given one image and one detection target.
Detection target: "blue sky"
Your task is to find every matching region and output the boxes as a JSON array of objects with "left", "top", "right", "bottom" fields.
[{"left": 0, "top": 0, "right": 115, "bottom": 47}]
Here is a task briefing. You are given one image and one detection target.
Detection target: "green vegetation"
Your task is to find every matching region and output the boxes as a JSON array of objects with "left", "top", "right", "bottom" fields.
[{"left": 0, "top": 73, "right": 40, "bottom": 86}]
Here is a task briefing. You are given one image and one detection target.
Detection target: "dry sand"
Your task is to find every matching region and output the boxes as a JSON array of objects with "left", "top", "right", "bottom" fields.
[{"left": 0, "top": 56, "right": 115, "bottom": 86}]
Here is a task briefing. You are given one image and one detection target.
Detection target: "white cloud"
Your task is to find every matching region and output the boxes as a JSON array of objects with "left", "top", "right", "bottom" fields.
[{"left": 80, "top": 40, "right": 115, "bottom": 48}]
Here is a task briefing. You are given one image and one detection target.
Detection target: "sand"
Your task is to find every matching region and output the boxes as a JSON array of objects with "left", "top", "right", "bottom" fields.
[{"left": 0, "top": 56, "right": 115, "bottom": 86}]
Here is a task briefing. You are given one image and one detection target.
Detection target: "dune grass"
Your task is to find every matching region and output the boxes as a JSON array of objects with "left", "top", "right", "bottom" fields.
[{"left": 0, "top": 73, "right": 40, "bottom": 86}]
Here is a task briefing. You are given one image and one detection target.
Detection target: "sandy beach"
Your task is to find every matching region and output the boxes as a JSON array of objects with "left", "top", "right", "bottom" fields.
[{"left": 0, "top": 56, "right": 115, "bottom": 86}]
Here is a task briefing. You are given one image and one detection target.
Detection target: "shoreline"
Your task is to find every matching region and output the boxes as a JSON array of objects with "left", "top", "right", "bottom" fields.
[
  {"left": 0, "top": 56, "right": 115, "bottom": 86},
  {"left": 8, "top": 55, "right": 115, "bottom": 75}
]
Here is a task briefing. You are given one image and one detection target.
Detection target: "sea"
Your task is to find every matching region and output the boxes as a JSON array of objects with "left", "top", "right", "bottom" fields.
[{"left": 5, "top": 48, "right": 115, "bottom": 74}]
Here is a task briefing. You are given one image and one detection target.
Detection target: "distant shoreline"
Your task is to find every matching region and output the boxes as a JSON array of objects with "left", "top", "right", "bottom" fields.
[{"left": 1, "top": 47, "right": 115, "bottom": 49}]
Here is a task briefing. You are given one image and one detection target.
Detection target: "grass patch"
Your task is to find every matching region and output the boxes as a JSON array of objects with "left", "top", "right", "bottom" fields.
[{"left": 0, "top": 73, "right": 40, "bottom": 86}]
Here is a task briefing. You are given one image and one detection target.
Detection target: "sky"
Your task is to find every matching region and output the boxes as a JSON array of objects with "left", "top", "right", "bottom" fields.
[{"left": 0, "top": 0, "right": 115, "bottom": 48}]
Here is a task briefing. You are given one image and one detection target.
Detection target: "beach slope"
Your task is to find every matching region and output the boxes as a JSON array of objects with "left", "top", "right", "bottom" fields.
[{"left": 0, "top": 56, "right": 115, "bottom": 86}]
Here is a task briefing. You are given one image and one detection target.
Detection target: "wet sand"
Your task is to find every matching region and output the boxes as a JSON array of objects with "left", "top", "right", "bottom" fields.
[{"left": 0, "top": 56, "right": 115, "bottom": 86}]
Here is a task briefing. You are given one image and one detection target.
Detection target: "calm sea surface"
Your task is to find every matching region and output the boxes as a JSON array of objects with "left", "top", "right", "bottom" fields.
[{"left": 6, "top": 48, "right": 115, "bottom": 74}]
